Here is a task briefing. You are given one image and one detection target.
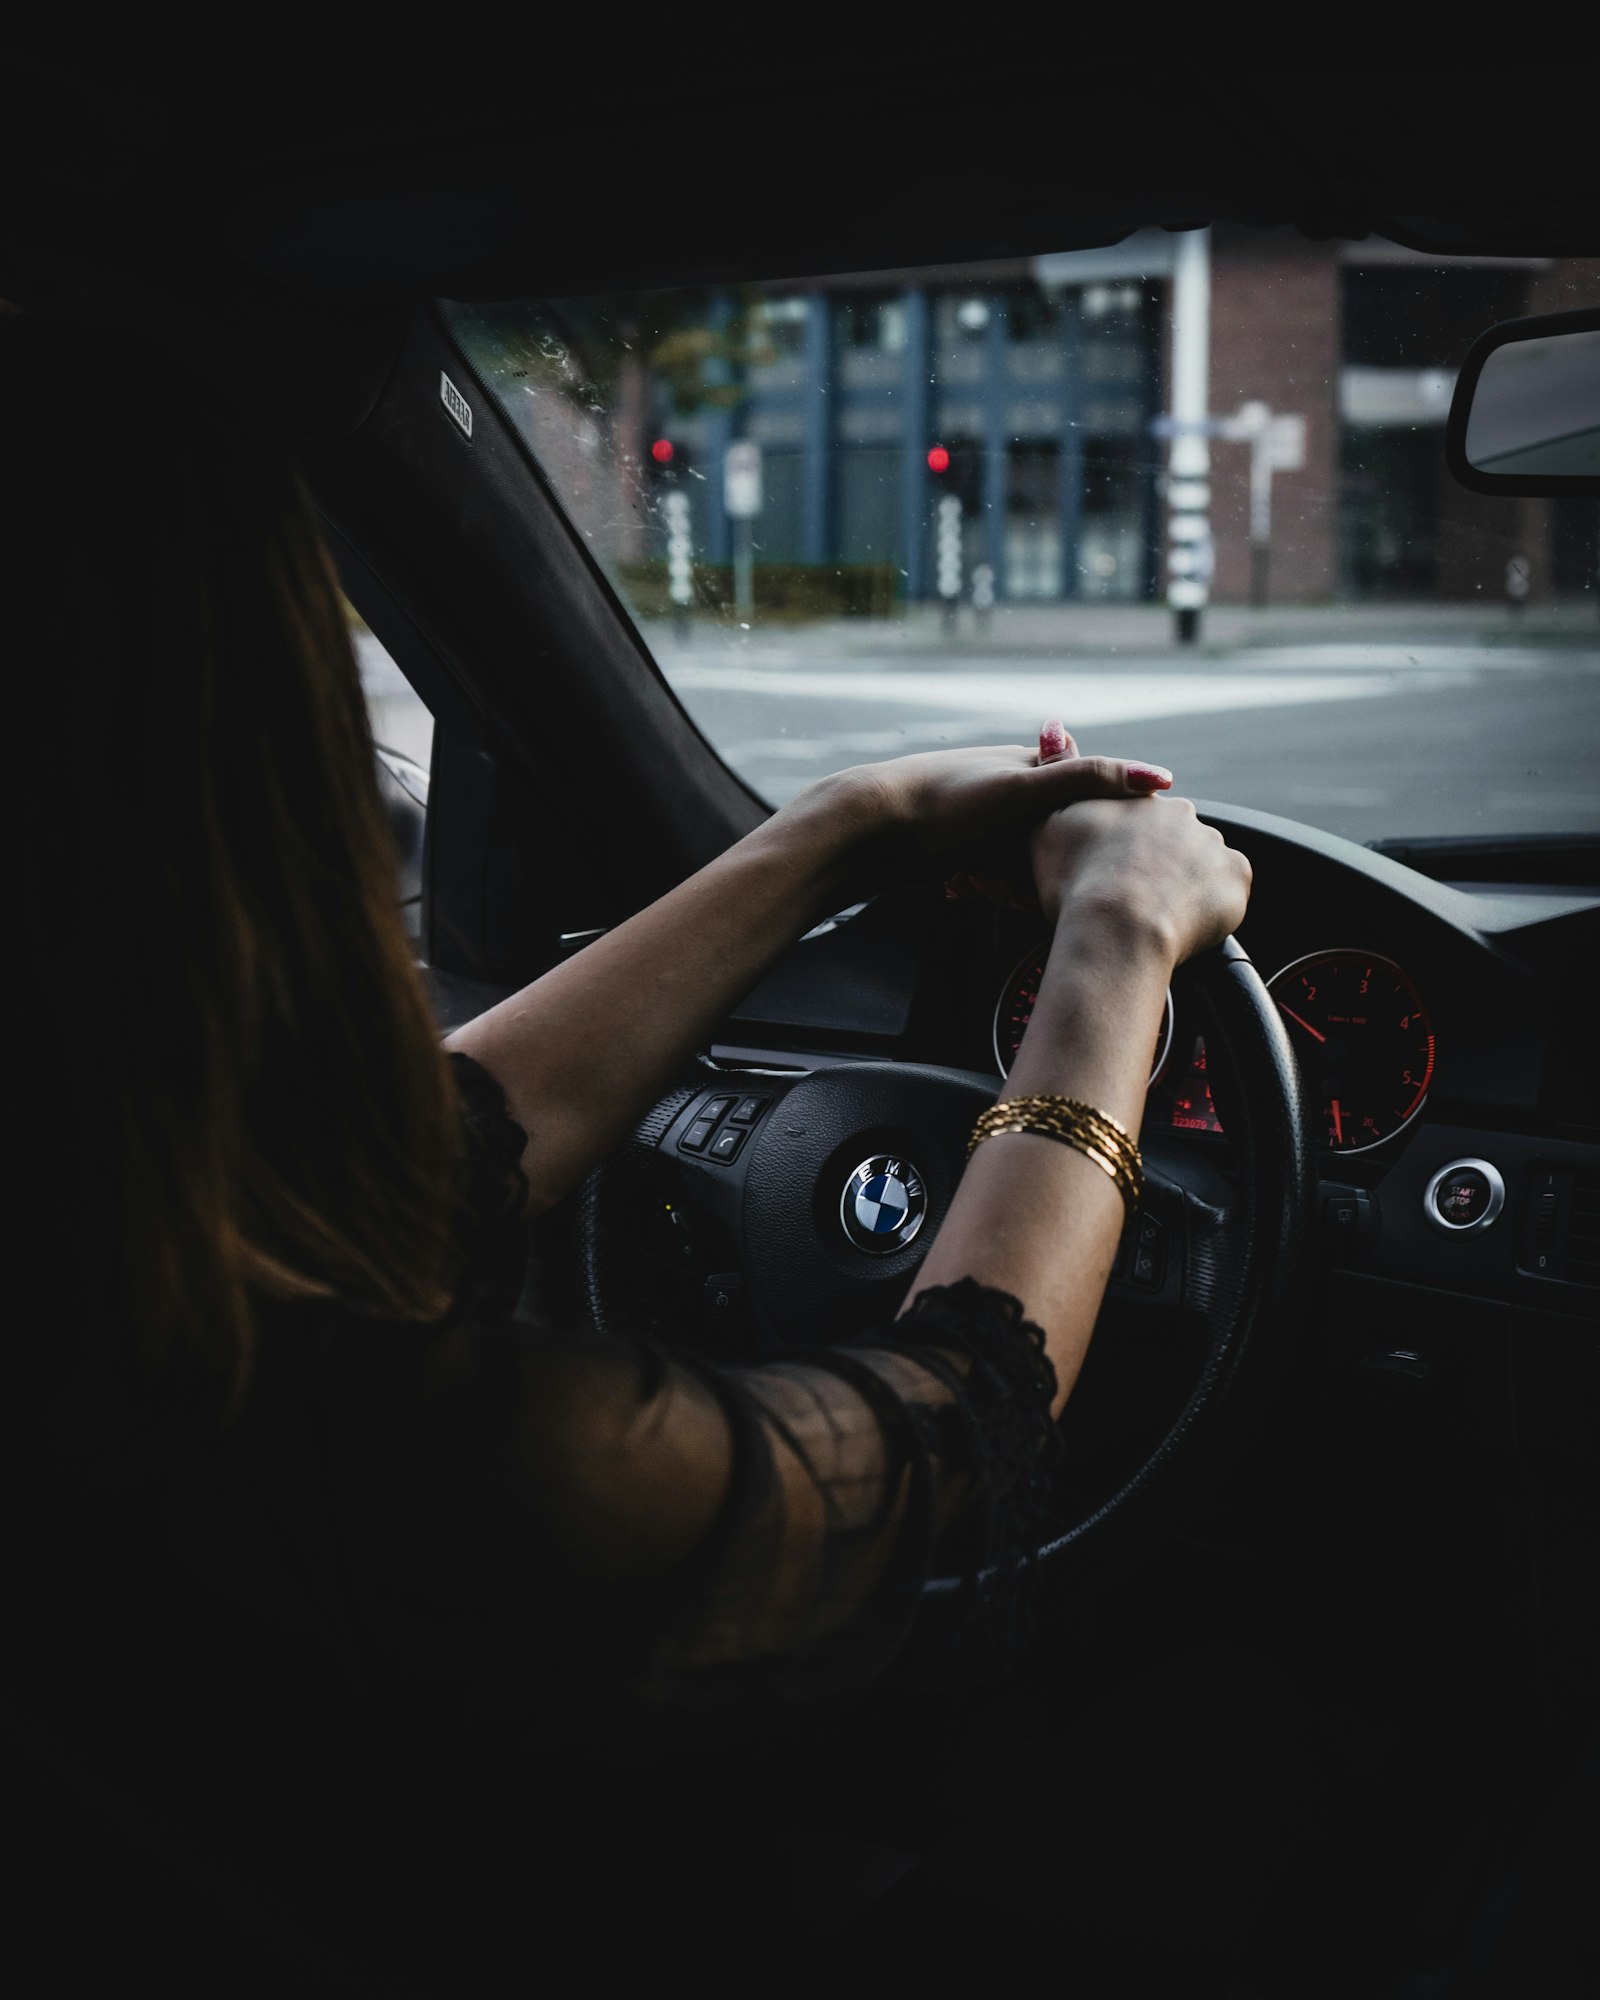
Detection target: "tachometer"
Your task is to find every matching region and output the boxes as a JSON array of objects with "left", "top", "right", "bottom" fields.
[
  {"left": 1265, "top": 949, "right": 1434, "bottom": 1153},
  {"left": 994, "top": 946, "right": 1174, "bottom": 1087}
]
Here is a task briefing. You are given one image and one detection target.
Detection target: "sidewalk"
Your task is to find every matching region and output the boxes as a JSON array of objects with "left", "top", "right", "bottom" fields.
[{"left": 638, "top": 597, "right": 1598, "bottom": 662}]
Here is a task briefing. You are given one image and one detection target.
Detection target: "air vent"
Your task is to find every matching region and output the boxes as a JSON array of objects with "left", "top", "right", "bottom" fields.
[{"left": 1568, "top": 1171, "right": 1600, "bottom": 1289}]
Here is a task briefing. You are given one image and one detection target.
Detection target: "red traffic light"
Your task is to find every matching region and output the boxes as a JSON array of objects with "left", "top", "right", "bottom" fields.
[
  {"left": 927, "top": 445, "right": 950, "bottom": 473},
  {"left": 651, "top": 438, "right": 676, "bottom": 465}
]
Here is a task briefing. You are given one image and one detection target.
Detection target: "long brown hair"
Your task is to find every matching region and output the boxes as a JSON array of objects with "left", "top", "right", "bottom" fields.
[{"left": 10, "top": 315, "right": 463, "bottom": 1406}]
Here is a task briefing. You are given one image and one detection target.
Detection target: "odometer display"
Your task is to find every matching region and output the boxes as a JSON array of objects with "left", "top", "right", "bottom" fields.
[
  {"left": 994, "top": 946, "right": 1174, "bottom": 1087},
  {"left": 1265, "top": 949, "right": 1434, "bottom": 1153}
]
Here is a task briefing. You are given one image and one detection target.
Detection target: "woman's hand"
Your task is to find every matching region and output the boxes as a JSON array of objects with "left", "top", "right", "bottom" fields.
[
  {"left": 787, "top": 723, "right": 1173, "bottom": 894},
  {"left": 1030, "top": 791, "right": 1252, "bottom": 966},
  {"left": 451, "top": 720, "right": 1205, "bottom": 1214}
]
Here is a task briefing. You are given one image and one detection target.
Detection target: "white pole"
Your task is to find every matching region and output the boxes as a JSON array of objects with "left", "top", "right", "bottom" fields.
[
  {"left": 1167, "top": 227, "right": 1212, "bottom": 645},
  {"left": 936, "top": 493, "right": 964, "bottom": 633},
  {"left": 1249, "top": 428, "right": 1272, "bottom": 607},
  {"left": 733, "top": 518, "right": 754, "bottom": 623}
]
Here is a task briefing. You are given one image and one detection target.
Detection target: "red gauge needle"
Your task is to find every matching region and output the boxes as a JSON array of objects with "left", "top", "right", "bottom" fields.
[
  {"left": 1331, "top": 1098, "right": 1344, "bottom": 1145},
  {"left": 1277, "top": 1002, "right": 1327, "bottom": 1044}
]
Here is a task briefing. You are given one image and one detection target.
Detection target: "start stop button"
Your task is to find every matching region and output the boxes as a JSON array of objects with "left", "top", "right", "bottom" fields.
[{"left": 1424, "top": 1158, "right": 1506, "bottom": 1236}]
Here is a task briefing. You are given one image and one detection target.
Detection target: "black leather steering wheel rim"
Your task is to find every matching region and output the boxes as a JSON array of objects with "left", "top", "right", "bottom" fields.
[
  {"left": 581, "top": 936, "right": 1314, "bottom": 1583},
  {"left": 1028, "top": 935, "right": 1312, "bottom": 1570}
]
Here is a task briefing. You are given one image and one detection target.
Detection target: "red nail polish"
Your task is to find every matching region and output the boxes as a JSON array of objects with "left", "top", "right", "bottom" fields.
[
  {"left": 1128, "top": 763, "right": 1173, "bottom": 790},
  {"left": 1039, "top": 721, "right": 1067, "bottom": 762}
]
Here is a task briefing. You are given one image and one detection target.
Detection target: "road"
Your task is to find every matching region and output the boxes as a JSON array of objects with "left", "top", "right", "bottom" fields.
[{"left": 360, "top": 603, "right": 1600, "bottom": 846}]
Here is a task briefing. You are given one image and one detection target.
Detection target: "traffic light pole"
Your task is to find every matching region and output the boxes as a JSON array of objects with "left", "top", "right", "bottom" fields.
[{"left": 1166, "top": 228, "right": 1213, "bottom": 646}]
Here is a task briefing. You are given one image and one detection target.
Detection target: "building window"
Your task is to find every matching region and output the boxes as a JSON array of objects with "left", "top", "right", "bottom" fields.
[
  {"left": 936, "top": 295, "right": 992, "bottom": 343},
  {"left": 836, "top": 447, "right": 901, "bottom": 564},
  {"left": 754, "top": 447, "right": 806, "bottom": 563},
  {"left": 1004, "top": 441, "right": 1062, "bottom": 598},
  {"left": 758, "top": 296, "right": 810, "bottom": 356},
  {"left": 837, "top": 294, "right": 908, "bottom": 352},
  {"left": 1007, "top": 287, "right": 1061, "bottom": 342},
  {"left": 1078, "top": 437, "right": 1149, "bottom": 601},
  {"left": 1083, "top": 282, "right": 1144, "bottom": 321}
]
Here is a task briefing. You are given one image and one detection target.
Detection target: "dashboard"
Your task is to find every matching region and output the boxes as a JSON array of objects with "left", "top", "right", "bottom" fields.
[{"left": 713, "top": 803, "right": 1600, "bottom": 1320}]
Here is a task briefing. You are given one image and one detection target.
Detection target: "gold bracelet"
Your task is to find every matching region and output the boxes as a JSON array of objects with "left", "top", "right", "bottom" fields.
[{"left": 968, "top": 1094, "right": 1143, "bottom": 1215}]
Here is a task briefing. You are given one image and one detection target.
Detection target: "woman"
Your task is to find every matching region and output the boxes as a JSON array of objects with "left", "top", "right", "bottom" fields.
[{"left": 12, "top": 316, "right": 1249, "bottom": 1980}]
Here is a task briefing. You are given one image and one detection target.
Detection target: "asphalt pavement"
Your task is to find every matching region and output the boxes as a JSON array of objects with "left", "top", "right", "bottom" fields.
[{"left": 359, "top": 599, "right": 1600, "bottom": 847}]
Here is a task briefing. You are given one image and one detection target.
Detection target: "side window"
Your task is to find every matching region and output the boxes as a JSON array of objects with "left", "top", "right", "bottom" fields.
[{"left": 353, "top": 607, "right": 433, "bottom": 942}]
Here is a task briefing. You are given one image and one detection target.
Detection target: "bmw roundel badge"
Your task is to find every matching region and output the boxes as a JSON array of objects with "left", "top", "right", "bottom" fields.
[{"left": 840, "top": 1155, "right": 929, "bottom": 1256}]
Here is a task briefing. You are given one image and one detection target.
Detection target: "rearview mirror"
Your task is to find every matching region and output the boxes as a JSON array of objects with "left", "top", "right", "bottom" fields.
[{"left": 1446, "top": 308, "right": 1600, "bottom": 494}]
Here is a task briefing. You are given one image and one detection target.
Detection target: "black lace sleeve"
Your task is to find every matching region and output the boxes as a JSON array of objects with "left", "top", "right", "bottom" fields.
[
  {"left": 846, "top": 1279, "right": 1063, "bottom": 1650},
  {"left": 498, "top": 1281, "right": 1062, "bottom": 1728},
  {"left": 325, "top": 1058, "right": 1061, "bottom": 1742}
]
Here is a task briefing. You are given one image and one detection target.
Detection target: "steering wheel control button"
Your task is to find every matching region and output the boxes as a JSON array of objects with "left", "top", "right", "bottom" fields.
[
  {"left": 709, "top": 1126, "right": 748, "bottom": 1163},
  {"left": 840, "top": 1155, "right": 929, "bottom": 1256},
  {"left": 701, "top": 1095, "right": 735, "bottom": 1125},
  {"left": 705, "top": 1273, "right": 742, "bottom": 1312},
  {"left": 730, "top": 1095, "right": 768, "bottom": 1125},
  {"left": 1322, "top": 1185, "right": 1378, "bottom": 1245},
  {"left": 703, "top": 1273, "right": 744, "bottom": 1326},
  {"left": 1424, "top": 1158, "right": 1505, "bottom": 1236},
  {"left": 679, "top": 1117, "right": 717, "bottom": 1154},
  {"left": 1130, "top": 1211, "right": 1166, "bottom": 1289}
]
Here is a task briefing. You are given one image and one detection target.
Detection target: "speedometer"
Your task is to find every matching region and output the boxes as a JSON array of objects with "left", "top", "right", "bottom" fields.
[
  {"left": 994, "top": 945, "right": 1174, "bottom": 1087},
  {"left": 1265, "top": 949, "right": 1435, "bottom": 1154}
]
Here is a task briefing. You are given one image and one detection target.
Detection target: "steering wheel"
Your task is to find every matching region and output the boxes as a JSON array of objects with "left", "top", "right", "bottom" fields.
[{"left": 581, "top": 937, "right": 1313, "bottom": 1584}]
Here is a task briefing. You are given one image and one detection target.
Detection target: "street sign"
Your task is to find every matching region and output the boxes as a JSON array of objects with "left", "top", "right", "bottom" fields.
[
  {"left": 1214, "top": 400, "right": 1268, "bottom": 444},
  {"left": 1159, "top": 402, "right": 1305, "bottom": 457},
  {"left": 1266, "top": 413, "right": 1305, "bottom": 472},
  {"left": 1156, "top": 397, "right": 1305, "bottom": 609},
  {"left": 724, "top": 440, "right": 763, "bottom": 519}
]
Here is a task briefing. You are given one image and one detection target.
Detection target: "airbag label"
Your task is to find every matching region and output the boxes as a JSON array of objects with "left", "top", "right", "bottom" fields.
[{"left": 440, "top": 371, "right": 473, "bottom": 438}]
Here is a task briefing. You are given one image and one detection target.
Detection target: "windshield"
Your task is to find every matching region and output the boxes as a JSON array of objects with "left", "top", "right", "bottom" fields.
[{"left": 447, "top": 234, "right": 1600, "bottom": 845}]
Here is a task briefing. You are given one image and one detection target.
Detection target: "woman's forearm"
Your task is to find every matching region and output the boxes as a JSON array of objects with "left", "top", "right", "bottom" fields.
[
  {"left": 904, "top": 904, "right": 1175, "bottom": 1417},
  {"left": 446, "top": 780, "right": 870, "bottom": 1210},
  {"left": 447, "top": 744, "right": 1196, "bottom": 1214}
]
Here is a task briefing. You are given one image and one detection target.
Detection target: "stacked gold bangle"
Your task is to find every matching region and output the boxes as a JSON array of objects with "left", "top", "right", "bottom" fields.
[{"left": 968, "top": 1094, "right": 1143, "bottom": 1216}]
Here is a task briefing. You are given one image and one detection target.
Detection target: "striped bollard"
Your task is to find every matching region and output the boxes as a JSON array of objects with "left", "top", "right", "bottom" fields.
[
  {"left": 663, "top": 488, "right": 693, "bottom": 639},
  {"left": 936, "top": 493, "right": 963, "bottom": 633},
  {"left": 1167, "top": 227, "right": 1212, "bottom": 645},
  {"left": 1167, "top": 443, "right": 1213, "bottom": 646}
]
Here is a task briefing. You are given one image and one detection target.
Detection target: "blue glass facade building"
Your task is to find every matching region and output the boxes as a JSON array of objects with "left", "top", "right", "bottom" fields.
[{"left": 649, "top": 248, "right": 1171, "bottom": 607}]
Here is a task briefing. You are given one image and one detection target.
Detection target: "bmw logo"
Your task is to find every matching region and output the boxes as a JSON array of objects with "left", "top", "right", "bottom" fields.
[{"left": 840, "top": 1155, "right": 929, "bottom": 1256}]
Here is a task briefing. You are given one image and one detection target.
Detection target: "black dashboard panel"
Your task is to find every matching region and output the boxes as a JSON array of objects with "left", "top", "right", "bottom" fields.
[{"left": 718, "top": 804, "right": 1600, "bottom": 1320}]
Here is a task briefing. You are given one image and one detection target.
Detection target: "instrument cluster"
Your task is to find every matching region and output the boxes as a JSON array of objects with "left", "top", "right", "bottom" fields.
[{"left": 993, "top": 945, "right": 1436, "bottom": 1157}]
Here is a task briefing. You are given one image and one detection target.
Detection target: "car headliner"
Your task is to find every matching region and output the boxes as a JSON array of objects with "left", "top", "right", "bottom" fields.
[{"left": 6, "top": 57, "right": 1598, "bottom": 317}]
